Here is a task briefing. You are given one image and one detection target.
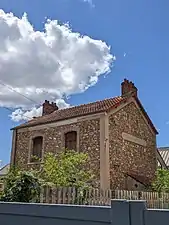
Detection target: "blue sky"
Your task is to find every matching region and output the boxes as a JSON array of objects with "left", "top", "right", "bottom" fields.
[{"left": 0, "top": 0, "right": 169, "bottom": 165}]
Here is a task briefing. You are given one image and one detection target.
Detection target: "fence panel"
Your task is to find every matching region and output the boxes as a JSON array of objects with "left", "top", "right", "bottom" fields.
[{"left": 39, "top": 187, "right": 169, "bottom": 209}]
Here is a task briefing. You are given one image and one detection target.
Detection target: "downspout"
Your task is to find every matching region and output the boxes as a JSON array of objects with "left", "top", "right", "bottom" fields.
[
  {"left": 10, "top": 129, "right": 17, "bottom": 166},
  {"left": 100, "top": 112, "right": 110, "bottom": 190}
]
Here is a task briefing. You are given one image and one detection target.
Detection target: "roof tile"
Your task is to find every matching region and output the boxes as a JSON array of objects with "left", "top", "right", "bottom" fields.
[{"left": 12, "top": 96, "right": 125, "bottom": 129}]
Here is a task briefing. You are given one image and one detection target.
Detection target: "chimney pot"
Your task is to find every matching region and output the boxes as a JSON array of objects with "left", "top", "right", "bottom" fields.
[
  {"left": 42, "top": 100, "right": 59, "bottom": 116},
  {"left": 121, "top": 79, "right": 137, "bottom": 97}
]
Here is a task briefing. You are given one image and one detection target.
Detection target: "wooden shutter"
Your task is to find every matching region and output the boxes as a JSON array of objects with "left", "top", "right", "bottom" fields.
[
  {"left": 32, "top": 136, "right": 43, "bottom": 161},
  {"left": 65, "top": 131, "right": 77, "bottom": 151}
]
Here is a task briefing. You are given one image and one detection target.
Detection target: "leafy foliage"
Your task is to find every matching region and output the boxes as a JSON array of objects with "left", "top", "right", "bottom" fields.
[
  {"left": 40, "top": 150, "right": 94, "bottom": 188},
  {"left": 0, "top": 167, "right": 41, "bottom": 202},
  {"left": 0, "top": 150, "right": 94, "bottom": 203},
  {"left": 152, "top": 169, "right": 169, "bottom": 193}
]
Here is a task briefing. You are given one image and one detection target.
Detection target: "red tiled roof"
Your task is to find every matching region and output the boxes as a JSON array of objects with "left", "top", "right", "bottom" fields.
[
  {"left": 11, "top": 95, "right": 158, "bottom": 134},
  {"left": 12, "top": 96, "right": 126, "bottom": 130}
]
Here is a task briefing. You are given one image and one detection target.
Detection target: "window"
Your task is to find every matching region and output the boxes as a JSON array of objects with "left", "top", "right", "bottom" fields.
[
  {"left": 65, "top": 131, "right": 77, "bottom": 151},
  {"left": 30, "top": 136, "right": 43, "bottom": 162}
]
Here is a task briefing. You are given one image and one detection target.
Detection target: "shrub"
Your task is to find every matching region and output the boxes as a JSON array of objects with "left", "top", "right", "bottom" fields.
[{"left": 0, "top": 168, "right": 41, "bottom": 202}]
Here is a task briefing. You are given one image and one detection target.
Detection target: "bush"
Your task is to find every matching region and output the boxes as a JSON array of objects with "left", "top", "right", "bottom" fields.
[
  {"left": 0, "top": 168, "right": 41, "bottom": 202},
  {"left": 152, "top": 169, "right": 169, "bottom": 193},
  {"left": 41, "top": 151, "right": 94, "bottom": 188},
  {"left": 0, "top": 150, "right": 94, "bottom": 202}
]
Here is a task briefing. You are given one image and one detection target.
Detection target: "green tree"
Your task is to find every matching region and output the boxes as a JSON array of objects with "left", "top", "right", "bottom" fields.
[
  {"left": 0, "top": 167, "right": 41, "bottom": 202},
  {"left": 40, "top": 150, "right": 94, "bottom": 188},
  {"left": 152, "top": 169, "right": 169, "bottom": 193},
  {"left": 0, "top": 151, "right": 94, "bottom": 203}
]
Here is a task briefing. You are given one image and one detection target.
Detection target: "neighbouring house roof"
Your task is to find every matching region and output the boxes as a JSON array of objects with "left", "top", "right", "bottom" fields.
[
  {"left": 158, "top": 147, "right": 169, "bottom": 167},
  {"left": 11, "top": 95, "right": 158, "bottom": 134},
  {"left": 0, "top": 164, "right": 10, "bottom": 177},
  {"left": 156, "top": 148, "right": 168, "bottom": 169}
]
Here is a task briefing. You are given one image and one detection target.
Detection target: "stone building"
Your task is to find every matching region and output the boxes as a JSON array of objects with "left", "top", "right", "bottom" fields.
[
  {"left": 0, "top": 164, "right": 10, "bottom": 191},
  {"left": 10, "top": 79, "right": 158, "bottom": 190}
]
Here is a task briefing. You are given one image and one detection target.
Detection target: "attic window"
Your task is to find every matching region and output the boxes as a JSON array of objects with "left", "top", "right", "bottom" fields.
[
  {"left": 30, "top": 136, "right": 43, "bottom": 162},
  {"left": 65, "top": 131, "right": 77, "bottom": 151}
]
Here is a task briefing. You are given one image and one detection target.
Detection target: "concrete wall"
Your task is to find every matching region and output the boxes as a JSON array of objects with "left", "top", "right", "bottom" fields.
[
  {"left": 0, "top": 202, "right": 112, "bottom": 225},
  {"left": 0, "top": 200, "right": 169, "bottom": 225}
]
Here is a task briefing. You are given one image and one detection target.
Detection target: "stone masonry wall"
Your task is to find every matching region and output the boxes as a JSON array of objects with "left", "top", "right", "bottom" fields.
[
  {"left": 13, "top": 101, "right": 157, "bottom": 190},
  {"left": 109, "top": 102, "right": 157, "bottom": 190},
  {"left": 14, "top": 118, "right": 100, "bottom": 186}
]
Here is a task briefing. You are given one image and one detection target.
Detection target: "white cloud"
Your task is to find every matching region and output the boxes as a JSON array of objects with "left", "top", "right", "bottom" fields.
[
  {"left": 82, "top": 0, "right": 95, "bottom": 7},
  {"left": 0, "top": 10, "right": 115, "bottom": 121},
  {"left": 10, "top": 99, "right": 70, "bottom": 122}
]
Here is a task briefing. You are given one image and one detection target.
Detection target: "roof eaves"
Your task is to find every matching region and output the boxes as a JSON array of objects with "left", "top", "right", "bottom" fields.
[
  {"left": 134, "top": 97, "right": 158, "bottom": 135},
  {"left": 158, "top": 147, "right": 169, "bottom": 151},
  {"left": 11, "top": 109, "right": 107, "bottom": 130},
  {"left": 126, "top": 172, "right": 151, "bottom": 186}
]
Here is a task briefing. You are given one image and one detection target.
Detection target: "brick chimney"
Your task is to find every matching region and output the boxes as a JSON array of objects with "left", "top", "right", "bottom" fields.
[
  {"left": 42, "top": 100, "right": 58, "bottom": 116},
  {"left": 121, "top": 79, "right": 138, "bottom": 97}
]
